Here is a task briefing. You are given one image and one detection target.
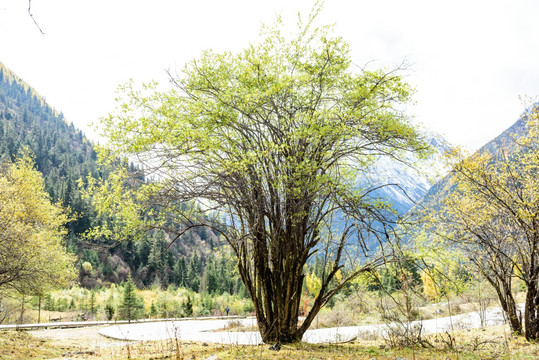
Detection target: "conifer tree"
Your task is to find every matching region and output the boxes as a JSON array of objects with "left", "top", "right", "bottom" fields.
[
  {"left": 187, "top": 252, "right": 201, "bottom": 292},
  {"left": 173, "top": 256, "right": 187, "bottom": 288},
  {"left": 118, "top": 275, "right": 145, "bottom": 321},
  {"left": 104, "top": 297, "right": 115, "bottom": 321},
  {"left": 89, "top": 291, "right": 96, "bottom": 315},
  {"left": 181, "top": 295, "right": 193, "bottom": 317}
]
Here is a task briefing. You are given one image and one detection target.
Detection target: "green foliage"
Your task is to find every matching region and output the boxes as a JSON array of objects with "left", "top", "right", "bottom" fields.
[
  {"left": 118, "top": 275, "right": 145, "bottom": 321},
  {"left": 186, "top": 251, "right": 201, "bottom": 292},
  {"left": 199, "top": 293, "right": 215, "bottom": 316},
  {"left": 89, "top": 291, "right": 97, "bottom": 314},
  {"left": 81, "top": 262, "right": 93, "bottom": 274},
  {"left": 173, "top": 256, "right": 187, "bottom": 288},
  {"left": 84, "top": 5, "right": 428, "bottom": 343},
  {"left": 181, "top": 295, "right": 193, "bottom": 317},
  {"left": 149, "top": 301, "right": 157, "bottom": 318},
  {"left": 202, "top": 252, "right": 241, "bottom": 295},
  {"left": 104, "top": 297, "right": 115, "bottom": 321},
  {"left": 44, "top": 294, "right": 55, "bottom": 311}
]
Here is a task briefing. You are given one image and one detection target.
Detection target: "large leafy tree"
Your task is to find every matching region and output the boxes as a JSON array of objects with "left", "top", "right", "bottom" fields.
[
  {"left": 427, "top": 105, "right": 539, "bottom": 340},
  {"left": 88, "top": 11, "right": 427, "bottom": 343},
  {"left": 0, "top": 150, "right": 76, "bottom": 294}
]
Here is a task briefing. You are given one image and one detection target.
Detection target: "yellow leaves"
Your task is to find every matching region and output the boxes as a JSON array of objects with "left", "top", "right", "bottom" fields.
[
  {"left": 423, "top": 106, "right": 539, "bottom": 306},
  {"left": 80, "top": 165, "right": 150, "bottom": 242},
  {"left": 420, "top": 269, "right": 441, "bottom": 301},
  {"left": 0, "top": 151, "right": 76, "bottom": 293},
  {"left": 81, "top": 261, "right": 93, "bottom": 274},
  {"left": 305, "top": 272, "right": 322, "bottom": 297},
  {"left": 334, "top": 269, "right": 343, "bottom": 283}
]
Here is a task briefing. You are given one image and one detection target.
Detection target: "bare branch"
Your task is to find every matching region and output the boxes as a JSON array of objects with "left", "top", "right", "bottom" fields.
[{"left": 28, "top": 0, "right": 45, "bottom": 35}]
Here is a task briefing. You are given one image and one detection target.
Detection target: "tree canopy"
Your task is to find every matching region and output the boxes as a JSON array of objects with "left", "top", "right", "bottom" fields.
[
  {"left": 0, "top": 150, "right": 76, "bottom": 295},
  {"left": 425, "top": 104, "right": 539, "bottom": 340},
  {"left": 88, "top": 9, "right": 428, "bottom": 343}
]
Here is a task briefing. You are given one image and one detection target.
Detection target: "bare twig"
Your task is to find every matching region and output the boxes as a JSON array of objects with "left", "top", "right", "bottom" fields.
[{"left": 28, "top": 0, "right": 45, "bottom": 35}]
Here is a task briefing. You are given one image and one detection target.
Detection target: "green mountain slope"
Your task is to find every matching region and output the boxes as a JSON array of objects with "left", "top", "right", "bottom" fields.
[
  {"left": 0, "top": 62, "right": 101, "bottom": 235},
  {"left": 0, "top": 62, "right": 231, "bottom": 292}
]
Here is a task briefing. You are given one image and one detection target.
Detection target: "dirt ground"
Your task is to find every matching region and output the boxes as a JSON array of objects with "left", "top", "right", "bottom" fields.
[{"left": 29, "top": 325, "right": 128, "bottom": 349}]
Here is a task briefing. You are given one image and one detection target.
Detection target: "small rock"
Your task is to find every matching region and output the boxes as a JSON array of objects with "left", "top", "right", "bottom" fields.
[
  {"left": 269, "top": 343, "right": 281, "bottom": 351},
  {"left": 205, "top": 355, "right": 218, "bottom": 360}
]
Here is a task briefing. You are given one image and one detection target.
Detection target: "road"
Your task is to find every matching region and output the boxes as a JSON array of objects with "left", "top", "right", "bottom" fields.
[{"left": 98, "top": 306, "right": 509, "bottom": 345}]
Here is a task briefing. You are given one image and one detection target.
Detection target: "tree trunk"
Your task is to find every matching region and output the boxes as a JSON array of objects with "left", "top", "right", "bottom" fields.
[
  {"left": 525, "top": 280, "right": 539, "bottom": 341},
  {"left": 18, "top": 295, "right": 25, "bottom": 326},
  {"left": 498, "top": 280, "right": 522, "bottom": 335},
  {"left": 237, "top": 222, "right": 310, "bottom": 343},
  {"left": 483, "top": 269, "right": 523, "bottom": 335},
  {"left": 505, "top": 292, "right": 523, "bottom": 335},
  {"left": 38, "top": 296, "right": 41, "bottom": 324},
  {"left": 249, "top": 265, "right": 306, "bottom": 344}
]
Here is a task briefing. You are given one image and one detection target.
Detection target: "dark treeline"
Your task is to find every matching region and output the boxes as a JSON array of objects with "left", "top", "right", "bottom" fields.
[{"left": 78, "top": 229, "right": 247, "bottom": 296}]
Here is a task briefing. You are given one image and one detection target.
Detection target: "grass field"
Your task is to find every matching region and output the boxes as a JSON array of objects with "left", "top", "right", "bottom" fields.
[{"left": 1, "top": 323, "right": 539, "bottom": 359}]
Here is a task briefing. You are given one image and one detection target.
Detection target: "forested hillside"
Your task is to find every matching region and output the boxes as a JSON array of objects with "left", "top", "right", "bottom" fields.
[
  {"left": 0, "top": 62, "right": 237, "bottom": 294},
  {"left": 0, "top": 62, "right": 100, "bottom": 236}
]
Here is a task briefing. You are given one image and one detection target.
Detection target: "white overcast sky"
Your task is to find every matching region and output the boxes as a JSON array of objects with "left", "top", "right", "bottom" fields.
[{"left": 0, "top": 0, "right": 538, "bottom": 150}]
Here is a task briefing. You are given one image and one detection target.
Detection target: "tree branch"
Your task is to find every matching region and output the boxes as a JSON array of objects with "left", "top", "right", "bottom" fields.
[{"left": 28, "top": 0, "right": 45, "bottom": 35}]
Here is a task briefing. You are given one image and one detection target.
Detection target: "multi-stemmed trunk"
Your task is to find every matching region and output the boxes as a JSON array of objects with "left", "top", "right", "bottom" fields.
[
  {"left": 236, "top": 212, "right": 310, "bottom": 343},
  {"left": 483, "top": 268, "right": 523, "bottom": 335},
  {"left": 524, "top": 271, "right": 539, "bottom": 341},
  {"left": 495, "top": 282, "right": 523, "bottom": 335}
]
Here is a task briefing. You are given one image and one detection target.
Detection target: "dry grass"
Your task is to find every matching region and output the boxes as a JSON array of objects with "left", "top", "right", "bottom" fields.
[
  {"left": 3, "top": 323, "right": 539, "bottom": 359},
  {"left": 0, "top": 330, "right": 63, "bottom": 359},
  {"left": 211, "top": 319, "right": 258, "bottom": 333}
]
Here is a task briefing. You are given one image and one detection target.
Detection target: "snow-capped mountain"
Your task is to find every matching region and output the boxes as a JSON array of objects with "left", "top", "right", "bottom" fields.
[{"left": 366, "top": 133, "right": 453, "bottom": 215}]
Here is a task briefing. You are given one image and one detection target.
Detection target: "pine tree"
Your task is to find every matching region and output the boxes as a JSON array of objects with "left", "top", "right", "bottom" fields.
[
  {"left": 89, "top": 291, "right": 96, "bottom": 315},
  {"left": 118, "top": 275, "right": 145, "bottom": 322},
  {"left": 104, "top": 298, "right": 115, "bottom": 321},
  {"left": 204, "top": 256, "right": 218, "bottom": 294},
  {"left": 187, "top": 252, "right": 201, "bottom": 292},
  {"left": 149, "top": 301, "right": 157, "bottom": 318},
  {"left": 173, "top": 256, "right": 187, "bottom": 287},
  {"left": 181, "top": 295, "right": 193, "bottom": 317}
]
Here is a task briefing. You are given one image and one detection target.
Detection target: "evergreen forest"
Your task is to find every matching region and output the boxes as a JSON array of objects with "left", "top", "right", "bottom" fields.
[{"left": 0, "top": 62, "right": 242, "bottom": 298}]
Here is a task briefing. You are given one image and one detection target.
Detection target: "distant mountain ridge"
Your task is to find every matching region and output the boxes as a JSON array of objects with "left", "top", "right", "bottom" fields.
[
  {"left": 416, "top": 106, "right": 532, "bottom": 212},
  {"left": 368, "top": 132, "right": 453, "bottom": 215},
  {"left": 479, "top": 110, "right": 528, "bottom": 156}
]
